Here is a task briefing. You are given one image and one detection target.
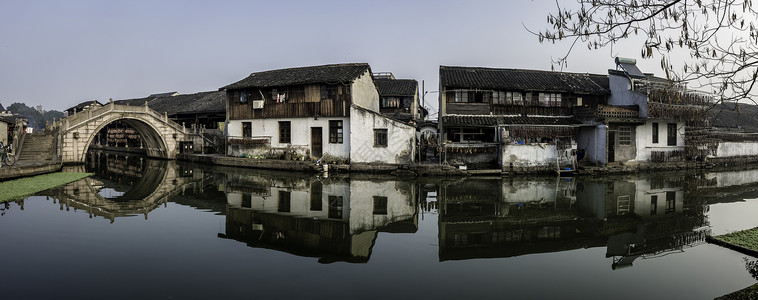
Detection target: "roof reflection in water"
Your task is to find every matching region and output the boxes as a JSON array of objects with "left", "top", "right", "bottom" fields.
[
  {"left": 219, "top": 173, "right": 418, "bottom": 263},
  {"left": 437, "top": 175, "right": 711, "bottom": 269}
]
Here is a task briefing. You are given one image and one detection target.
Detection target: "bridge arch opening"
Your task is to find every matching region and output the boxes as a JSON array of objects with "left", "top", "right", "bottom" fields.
[{"left": 82, "top": 118, "right": 170, "bottom": 160}]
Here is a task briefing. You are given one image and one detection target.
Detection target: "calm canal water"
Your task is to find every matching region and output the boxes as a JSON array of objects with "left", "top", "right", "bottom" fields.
[{"left": 3, "top": 151, "right": 758, "bottom": 299}]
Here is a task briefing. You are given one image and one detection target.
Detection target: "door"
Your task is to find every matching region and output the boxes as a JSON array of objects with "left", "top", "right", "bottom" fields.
[
  {"left": 311, "top": 127, "right": 322, "bottom": 158},
  {"left": 608, "top": 131, "right": 616, "bottom": 162}
]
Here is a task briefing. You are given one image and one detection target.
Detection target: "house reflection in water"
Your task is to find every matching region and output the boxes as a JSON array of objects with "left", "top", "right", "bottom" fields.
[
  {"left": 219, "top": 173, "right": 418, "bottom": 263},
  {"left": 438, "top": 175, "right": 710, "bottom": 269}
]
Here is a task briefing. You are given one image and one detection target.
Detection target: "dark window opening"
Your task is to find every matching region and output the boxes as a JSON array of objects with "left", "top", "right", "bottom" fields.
[
  {"left": 373, "top": 196, "right": 388, "bottom": 215},
  {"left": 278, "top": 191, "right": 291, "bottom": 212},
  {"left": 374, "top": 129, "right": 388, "bottom": 147},
  {"left": 242, "top": 194, "right": 251, "bottom": 208},
  {"left": 652, "top": 123, "right": 659, "bottom": 144},
  {"left": 321, "top": 85, "right": 337, "bottom": 100},
  {"left": 667, "top": 123, "right": 677, "bottom": 146},
  {"left": 665, "top": 191, "right": 675, "bottom": 214},
  {"left": 310, "top": 181, "right": 322, "bottom": 211},
  {"left": 328, "top": 196, "right": 343, "bottom": 219},
  {"left": 650, "top": 195, "right": 658, "bottom": 215},
  {"left": 329, "top": 120, "right": 343, "bottom": 144},
  {"left": 242, "top": 122, "right": 252, "bottom": 138},
  {"left": 279, "top": 121, "right": 291, "bottom": 143}
]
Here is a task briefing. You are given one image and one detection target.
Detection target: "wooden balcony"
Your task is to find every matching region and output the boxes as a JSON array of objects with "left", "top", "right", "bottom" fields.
[{"left": 230, "top": 98, "right": 350, "bottom": 120}]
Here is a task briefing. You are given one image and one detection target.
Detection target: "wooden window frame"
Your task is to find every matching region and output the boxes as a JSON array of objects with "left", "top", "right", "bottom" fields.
[
  {"left": 374, "top": 129, "right": 388, "bottom": 147},
  {"left": 619, "top": 126, "right": 631, "bottom": 146},
  {"left": 667, "top": 123, "right": 677, "bottom": 146},
  {"left": 242, "top": 122, "right": 252, "bottom": 138},
  {"left": 329, "top": 120, "right": 343, "bottom": 144},
  {"left": 652, "top": 122, "right": 659, "bottom": 144},
  {"left": 279, "top": 121, "right": 291, "bottom": 144}
]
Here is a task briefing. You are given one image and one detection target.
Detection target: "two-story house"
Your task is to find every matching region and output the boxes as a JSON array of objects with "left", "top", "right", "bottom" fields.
[
  {"left": 438, "top": 65, "right": 610, "bottom": 171},
  {"left": 222, "top": 63, "right": 416, "bottom": 165},
  {"left": 373, "top": 73, "right": 421, "bottom": 123},
  {"left": 577, "top": 58, "right": 711, "bottom": 165}
]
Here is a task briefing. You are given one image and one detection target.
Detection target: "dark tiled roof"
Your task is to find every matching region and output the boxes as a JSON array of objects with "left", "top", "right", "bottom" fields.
[
  {"left": 222, "top": 63, "right": 371, "bottom": 90},
  {"left": 440, "top": 66, "right": 610, "bottom": 95},
  {"left": 149, "top": 92, "right": 178, "bottom": 97},
  {"left": 0, "top": 103, "right": 4, "bottom": 111},
  {"left": 375, "top": 78, "right": 417, "bottom": 97},
  {"left": 116, "top": 91, "right": 226, "bottom": 115},
  {"left": 442, "top": 115, "right": 580, "bottom": 126},
  {"left": 65, "top": 100, "right": 103, "bottom": 113}
]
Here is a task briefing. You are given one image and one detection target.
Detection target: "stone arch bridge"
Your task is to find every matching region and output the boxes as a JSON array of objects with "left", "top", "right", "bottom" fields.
[{"left": 52, "top": 101, "right": 196, "bottom": 163}]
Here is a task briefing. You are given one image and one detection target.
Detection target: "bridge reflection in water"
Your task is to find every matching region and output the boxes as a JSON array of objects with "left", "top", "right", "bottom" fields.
[
  {"left": 41, "top": 151, "right": 758, "bottom": 268},
  {"left": 46, "top": 150, "right": 223, "bottom": 222}
]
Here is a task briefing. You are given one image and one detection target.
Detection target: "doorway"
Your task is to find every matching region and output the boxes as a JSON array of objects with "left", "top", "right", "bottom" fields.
[{"left": 311, "top": 127, "right": 322, "bottom": 158}]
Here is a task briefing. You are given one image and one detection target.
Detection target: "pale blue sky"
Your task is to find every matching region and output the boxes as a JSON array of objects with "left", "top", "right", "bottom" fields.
[{"left": 0, "top": 0, "right": 659, "bottom": 115}]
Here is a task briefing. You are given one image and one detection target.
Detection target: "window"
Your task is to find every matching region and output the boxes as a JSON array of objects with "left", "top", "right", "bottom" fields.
[
  {"left": 373, "top": 196, "right": 388, "bottom": 215},
  {"left": 619, "top": 126, "right": 631, "bottom": 146},
  {"left": 329, "top": 120, "right": 343, "bottom": 143},
  {"left": 328, "top": 196, "right": 343, "bottom": 219},
  {"left": 321, "top": 85, "right": 336, "bottom": 100},
  {"left": 509, "top": 92, "right": 522, "bottom": 105},
  {"left": 492, "top": 91, "right": 503, "bottom": 104},
  {"left": 242, "top": 122, "right": 252, "bottom": 138},
  {"left": 652, "top": 123, "right": 659, "bottom": 144},
  {"left": 240, "top": 90, "right": 247, "bottom": 104},
  {"left": 242, "top": 194, "right": 251, "bottom": 208},
  {"left": 310, "top": 181, "right": 322, "bottom": 211},
  {"left": 374, "top": 129, "right": 388, "bottom": 147},
  {"left": 453, "top": 90, "right": 489, "bottom": 103},
  {"left": 538, "top": 226, "right": 561, "bottom": 239},
  {"left": 381, "top": 97, "right": 400, "bottom": 108},
  {"left": 455, "top": 90, "right": 468, "bottom": 103},
  {"left": 279, "top": 121, "right": 291, "bottom": 143},
  {"left": 271, "top": 88, "right": 286, "bottom": 103},
  {"left": 650, "top": 195, "right": 658, "bottom": 215},
  {"left": 539, "top": 93, "right": 562, "bottom": 107},
  {"left": 667, "top": 123, "right": 677, "bottom": 146},
  {"left": 278, "top": 191, "right": 291, "bottom": 212},
  {"left": 665, "top": 191, "right": 676, "bottom": 213}
]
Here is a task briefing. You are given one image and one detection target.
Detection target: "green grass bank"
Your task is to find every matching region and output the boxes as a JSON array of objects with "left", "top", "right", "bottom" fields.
[
  {"left": 0, "top": 172, "right": 92, "bottom": 203},
  {"left": 715, "top": 228, "right": 758, "bottom": 252}
]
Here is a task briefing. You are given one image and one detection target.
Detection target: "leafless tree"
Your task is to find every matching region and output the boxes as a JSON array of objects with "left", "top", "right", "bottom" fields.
[{"left": 533, "top": 0, "right": 758, "bottom": 106}]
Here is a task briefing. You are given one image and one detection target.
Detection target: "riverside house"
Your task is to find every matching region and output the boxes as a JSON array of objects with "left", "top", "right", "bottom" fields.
[
  {"left": 373, "top": 73, "right": 422, "bottom": 123},
  {"left": 223, "top": 63, "right": 416, "bottom": 165},
  {"left": 575, "top": 58, "right": 712, "bottom": 165},
  {"left": 438, "top": 65, "right": 610, "bottom": 171}
]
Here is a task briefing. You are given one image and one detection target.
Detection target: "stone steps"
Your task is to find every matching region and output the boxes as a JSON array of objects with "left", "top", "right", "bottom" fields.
[{"left": 17, "top": 133, "right": 55, "bottom": 162}]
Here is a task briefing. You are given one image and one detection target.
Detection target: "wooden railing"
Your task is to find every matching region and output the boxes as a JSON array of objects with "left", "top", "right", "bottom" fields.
[{"left": 230, "top": 98, "right": 350, "bottom": 119}]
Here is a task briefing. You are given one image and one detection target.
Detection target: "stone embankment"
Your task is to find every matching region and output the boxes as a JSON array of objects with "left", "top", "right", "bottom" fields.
[
  {"left": 178, "top": 154, "right": 467, "bottom": 176},
  {"left": 0, "top": 161, "right": 63, "bottom": 180}
]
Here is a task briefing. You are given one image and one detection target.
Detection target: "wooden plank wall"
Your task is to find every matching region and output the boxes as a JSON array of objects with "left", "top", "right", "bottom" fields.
[{"left": 229, "top": 86, "right": 351, "bottom": 120}]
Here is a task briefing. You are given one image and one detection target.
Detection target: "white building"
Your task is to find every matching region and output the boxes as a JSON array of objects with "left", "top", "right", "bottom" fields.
[{"left": 223, "top": 63, "right": 416, "bottom": 165}]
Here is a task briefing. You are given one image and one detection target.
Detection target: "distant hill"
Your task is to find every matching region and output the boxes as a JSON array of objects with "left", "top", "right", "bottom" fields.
[{"left": 707, "top": 102, "right": 758, "bottom": 132}]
